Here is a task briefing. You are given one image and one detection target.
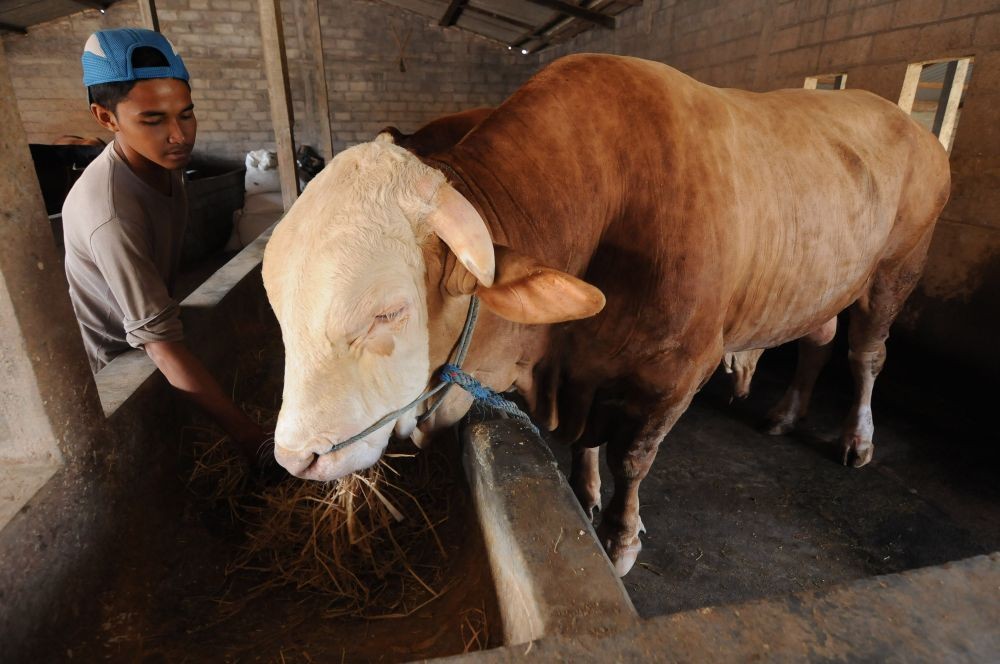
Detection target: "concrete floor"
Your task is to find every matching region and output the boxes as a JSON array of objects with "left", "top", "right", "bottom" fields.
[{"left": 550, "top": 348, "right": 1000, "bottom": 618}]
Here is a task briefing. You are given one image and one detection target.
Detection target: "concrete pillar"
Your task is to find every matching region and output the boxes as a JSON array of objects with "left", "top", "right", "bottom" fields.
[
  {"left": 137, "top": 0, "right": 160, "bottom": 32},
  {"left": 306, "top": 0, "right": 334, "bottom": 161},
  {"left": 258, "top": 0, "right": 300, "bottom": 210},
  {"left": 0, "top": 38, "right": 104, "bottom": 523}
]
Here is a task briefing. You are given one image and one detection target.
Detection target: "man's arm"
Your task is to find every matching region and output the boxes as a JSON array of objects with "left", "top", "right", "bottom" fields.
[
  {"left": 145, "top": 340, "right": 266, "bottom": 463},
  {"left": 88, "top": 219, "right": 268, "bottom": 465}
]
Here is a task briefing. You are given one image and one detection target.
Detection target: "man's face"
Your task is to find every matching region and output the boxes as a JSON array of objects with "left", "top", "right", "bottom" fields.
[{"left": 92, "top": 78, "right": 197, "bottom": 170}]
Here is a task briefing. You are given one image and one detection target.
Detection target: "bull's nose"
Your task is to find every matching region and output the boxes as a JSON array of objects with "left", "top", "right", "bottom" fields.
[
  {"left": 274, "top": 433, "right": 333, "bottom": 455},
  {"left": 273, "top": 435, "right": 331, "bottom": 470}
]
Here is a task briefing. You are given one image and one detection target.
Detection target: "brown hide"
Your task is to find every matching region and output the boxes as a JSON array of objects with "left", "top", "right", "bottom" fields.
[
  {"left": 420, "top": 54, "right": 951, "bottom": 440},
  {"left": 379, "top": 107, "right": 493, "bottom": 157}
]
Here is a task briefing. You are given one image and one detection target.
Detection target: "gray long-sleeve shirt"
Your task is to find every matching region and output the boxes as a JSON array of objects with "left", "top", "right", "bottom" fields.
[{"left": 62, "top": 142, "right": 187, "bottom": 373}]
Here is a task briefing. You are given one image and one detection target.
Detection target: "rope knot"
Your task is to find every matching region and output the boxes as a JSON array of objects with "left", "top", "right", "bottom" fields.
[{"left": 438, "top": 363, "right": 539, "bottom": 434}]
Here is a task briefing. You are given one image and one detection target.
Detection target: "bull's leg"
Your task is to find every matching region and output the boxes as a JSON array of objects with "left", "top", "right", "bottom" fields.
[
  {"left": 841, "top": 233, "right": 933, "bottom": 467},
  {"left": 596, "top": 395, "right": 694, "bottom": 577},
  {"left": 569, "top": 445, "right": 601, "bottom": 521},
  {"left": 766, "top": 317, "right": 838, "bottom": 435},
  {"left": 841, "top": 341, "right": 883, "bottom": 467}
]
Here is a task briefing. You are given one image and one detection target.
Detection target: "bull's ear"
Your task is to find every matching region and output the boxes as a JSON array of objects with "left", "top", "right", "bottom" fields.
[
  {"left": 478, "top": 246, "right": 605, "bottom": 324},
  {"left": 375, "top": 128, "right": 401, "bottom": 143},
  {"left": 417, "top": 177, "right": 495, "bottom": 288}
]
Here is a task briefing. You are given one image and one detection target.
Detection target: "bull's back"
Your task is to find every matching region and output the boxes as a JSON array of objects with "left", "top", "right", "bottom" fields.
[
  {"left": 440, "top": 54, "right": 948, "bottom": 357},
  {"left": 572, "top": 56, "right": 949, "bottom": 351},
  {"left": 704, "top": 87, "right": 949, "bottom": 348}
]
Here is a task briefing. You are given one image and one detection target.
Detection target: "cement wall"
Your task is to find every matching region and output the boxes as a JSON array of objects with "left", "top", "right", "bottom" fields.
[
  {"left": 1, "top": 0, "right": 533, "bottom": 160},
  {"left": 536, "top": 0, "right": 1000, "bottom": 379}
]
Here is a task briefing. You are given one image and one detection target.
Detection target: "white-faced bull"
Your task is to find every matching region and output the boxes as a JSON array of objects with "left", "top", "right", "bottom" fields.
[{"left": 262, "top": 54, "right": 951, "bottom": 576}]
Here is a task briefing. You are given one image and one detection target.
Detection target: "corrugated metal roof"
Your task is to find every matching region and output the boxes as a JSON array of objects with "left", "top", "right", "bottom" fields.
[
  {"left": 376, "top": 0, "right": 642, "bottom": 53},
  {"left": 0, "top": 0, "right": 120, "bottom": 34},
  {"left": 0, "top": 0, "right": 641, "bottom": 52}
]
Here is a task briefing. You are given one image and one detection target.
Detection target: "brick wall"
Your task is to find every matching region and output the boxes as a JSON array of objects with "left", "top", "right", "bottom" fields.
[
  {"left": 2, "top": 0, "right": 532, "bottom": 161},
  {"left": 539, "top": 0, "right": 1000, "bottom": 377},
  {"left": 5, "top": 0, "right": 999, "bottom": 373}
]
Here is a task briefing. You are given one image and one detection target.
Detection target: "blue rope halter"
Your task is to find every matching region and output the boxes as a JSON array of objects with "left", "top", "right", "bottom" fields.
[{"left": 325, "top": 296, "right": 537, "bottom": 455}]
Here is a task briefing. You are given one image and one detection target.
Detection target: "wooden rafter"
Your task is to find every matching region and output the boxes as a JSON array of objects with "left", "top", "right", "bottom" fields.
[
  {"left": 137, "top": 0, "right": 160, "bottom": 31},
  {"left": 465, "top": 5, "right": 535, "bottom": 31},
  {"left": 0, "top": 21, "right": 27, "bottom": 34},
  {"left": 68, "top": 0, "right": 113, "bottom": 9},
  {"left": 439, "top": 0, "right": 469, "bottom": 27},
  {"left": 510, "top": 13, "right": 566, "bottom": 49},
  {"left": 526, "top": 0, "right": 615, "bottom": 29}
]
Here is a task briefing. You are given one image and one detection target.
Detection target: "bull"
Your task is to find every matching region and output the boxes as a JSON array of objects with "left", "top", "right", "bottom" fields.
[{"left": 262, "top": 54, "right": 950, "bottom": 576}]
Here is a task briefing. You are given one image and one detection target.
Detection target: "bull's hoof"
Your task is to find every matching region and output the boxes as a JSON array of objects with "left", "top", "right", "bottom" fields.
[
  {"left": 842, "top": 435, "right": 874, "bottom": 467},
  {"left": 765, "top": 418, "right": 795, "bottom": 436},
  {"left": 597, "top": 521, "right": 644, "bottom": 577},
  {"left": 765, "top": 403, "right": 799, "bottom": 435}
]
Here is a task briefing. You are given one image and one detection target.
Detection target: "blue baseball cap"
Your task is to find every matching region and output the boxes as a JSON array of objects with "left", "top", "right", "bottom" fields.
[{"left": 82, "top": 28, "right": 189, "bottom": 88}]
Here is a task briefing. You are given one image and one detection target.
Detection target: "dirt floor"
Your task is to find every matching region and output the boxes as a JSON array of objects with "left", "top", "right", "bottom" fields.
[{"left": 549, "top": 345, "right": 1000, "bottom": 618}]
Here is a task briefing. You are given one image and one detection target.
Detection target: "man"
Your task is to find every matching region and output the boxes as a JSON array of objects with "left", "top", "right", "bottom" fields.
[{"left": 62, "top": 28, "right": 266, "bottom": 463}]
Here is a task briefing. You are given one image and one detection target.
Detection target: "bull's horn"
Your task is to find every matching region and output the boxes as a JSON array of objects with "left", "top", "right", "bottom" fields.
[{"left": 425, "top": 183, "right": 495, "bottom": 287}]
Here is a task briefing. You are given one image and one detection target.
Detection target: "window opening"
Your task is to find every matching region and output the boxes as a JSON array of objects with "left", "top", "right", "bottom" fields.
[
  {"left": 898, "top": 58, "right": 974, "bottom": 152},
  {"left": 804, "top": 74, "right": 847, "bottom": 90}
]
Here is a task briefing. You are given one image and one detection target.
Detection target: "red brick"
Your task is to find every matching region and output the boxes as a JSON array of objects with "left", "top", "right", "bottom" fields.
[
  {"left": 818, "top": 35, "right": 874, "bottom": 70},
  {"left": 870, "top": 27, "right": 921, "bottom": 61},
  {"left": 772, "top": 26, "right": 800, "bottom": 52},
  {"left": 850, "top": 3, "right": 895, "bottom": 34},
  {"left": 917, "top": 18, "right": 976, "bottom": 52},
  {"left": 941, "top": 0, "right": 999, "bottom": 20},
  {"left": 800, "top": 18, "right": 826, "bottom": 45},
  {"left": 824, "top": 14, "right": 851, "bottom": 40},
  {"left": 974, "top": 14, "right": 1000, "bottom": 47},
  {"left": 775, "top": 47, "right": 820, "bottom": 75},
  {"left": 892, "top": 0, "right": 944, "bottom": 27}
]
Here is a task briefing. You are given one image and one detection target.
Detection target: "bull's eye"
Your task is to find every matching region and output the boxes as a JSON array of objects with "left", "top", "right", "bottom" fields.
[{"left": 375, "top": 306, "right": 406, "bottom": 323}]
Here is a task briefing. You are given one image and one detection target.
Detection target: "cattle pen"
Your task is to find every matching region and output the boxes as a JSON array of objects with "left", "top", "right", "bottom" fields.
[{"left": 2, "top": 0, "right": 1000, "bottom": 662}]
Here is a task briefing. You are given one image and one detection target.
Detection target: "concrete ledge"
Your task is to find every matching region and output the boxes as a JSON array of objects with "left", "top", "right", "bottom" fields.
[
  {"left": 462, "top": 419, "right": 637, "bottom": 645},
  {"left": 445, "top": 552, "right": 1000, "bottom": 662}
]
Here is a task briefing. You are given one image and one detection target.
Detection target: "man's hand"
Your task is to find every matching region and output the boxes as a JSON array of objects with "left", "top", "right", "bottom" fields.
[{"left": 145, "top": 340, "right": 273, "bottom": 468}]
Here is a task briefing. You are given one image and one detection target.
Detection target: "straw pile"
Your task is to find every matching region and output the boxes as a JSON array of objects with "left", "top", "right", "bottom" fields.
[{"left": 186, "top": 420, "right": 457, "bottom": 619}]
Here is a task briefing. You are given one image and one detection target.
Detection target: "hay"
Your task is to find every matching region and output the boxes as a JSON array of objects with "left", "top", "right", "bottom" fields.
[{"left": 186, "top": 417, "right": 457, "bottom": 620}]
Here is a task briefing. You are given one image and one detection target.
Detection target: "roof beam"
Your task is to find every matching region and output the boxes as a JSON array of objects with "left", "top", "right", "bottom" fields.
[
  {"left": 510, "top": 11, "right": 567, "bottom": 49},
  {"left": 439, "top": 0, "right": 469, "bottom": 27},
  {"left": 138, "top": 0, "right": 160, "bottom": 31},
  {"left": 0, "top": 22, "right": 27, "bottom": 35},
  {"left": 465, "top": 5, "right": 536, "bottom": 31},
  {"left": 525, "top": 0, "right": 616, "bottom": 29},
  {"left": 68, "top": 0, "right": 113, "bottom": 9}
]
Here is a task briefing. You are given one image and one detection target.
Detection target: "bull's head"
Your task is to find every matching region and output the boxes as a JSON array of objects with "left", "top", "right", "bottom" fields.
[{"left": 262, "top": 140, "right": 605, "bottom": 480}]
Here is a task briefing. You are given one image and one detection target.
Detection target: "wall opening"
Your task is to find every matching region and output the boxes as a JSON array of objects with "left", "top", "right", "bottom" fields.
[
  {"left": 898, "top": 58, "right": 974, "bottom": 152},
  {"left": 804, "top": 73, "right": 847, "bottom": 90}
]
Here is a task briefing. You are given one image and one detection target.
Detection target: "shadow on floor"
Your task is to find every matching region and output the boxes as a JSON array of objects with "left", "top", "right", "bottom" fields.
[{"left": 548, "top": 345, "right": 1000, "bottom": 618}]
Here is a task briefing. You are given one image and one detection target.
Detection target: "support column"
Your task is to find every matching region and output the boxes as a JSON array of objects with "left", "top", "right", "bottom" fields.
[
  {"left": 136, "top": 0, "right": 159, "bottom": 32},
  {"left": 306, "top": 0, "right": 333, "bottom": 161},
  {"left": 0, "top": 40, "right": 102, "bottom": 522},
  {"left": 258, "top": 0, "right": 300, "bottom": 210}
]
